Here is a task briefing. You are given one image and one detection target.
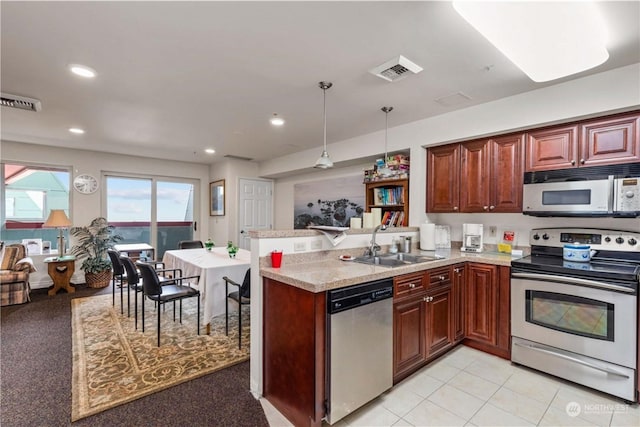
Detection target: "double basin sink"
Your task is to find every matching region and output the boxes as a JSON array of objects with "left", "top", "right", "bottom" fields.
[{"left": 353, "top": 252, "right": 444, "bottom": 268}]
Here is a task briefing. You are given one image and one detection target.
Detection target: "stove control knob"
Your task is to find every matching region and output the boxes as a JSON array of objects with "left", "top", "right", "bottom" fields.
[
  {"left": 629, "top": 238, "right": 637, "bottom": 246},
  {"left": 624, "top": 191, "right": 635, "bottom": 199},
  {"left": 533, "top": 234, "right": 540, "bottom": 240},
  {"left": 604, "top": 236, "right": 611, "bottom": 243},
  {"left": 616, "top": 237, "right": 625, "bottom": 244},
  {"left": 542, "top": 233, "right": 549, "bottom": 240}
]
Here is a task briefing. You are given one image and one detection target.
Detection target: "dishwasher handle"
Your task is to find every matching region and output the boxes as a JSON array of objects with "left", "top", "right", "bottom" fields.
[{"left": 327, "top": 279, "right": 393, "bottom": 314}]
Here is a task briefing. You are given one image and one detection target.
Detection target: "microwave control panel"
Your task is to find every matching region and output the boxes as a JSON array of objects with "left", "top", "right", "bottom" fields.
[{"left": 615, "top": 177, "right": 640, "bottom": 212}]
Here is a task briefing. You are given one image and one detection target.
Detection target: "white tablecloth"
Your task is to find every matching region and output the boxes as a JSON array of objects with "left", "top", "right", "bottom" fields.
[{"left": 162, "top": 247, "right": 251, "bottom": 326}]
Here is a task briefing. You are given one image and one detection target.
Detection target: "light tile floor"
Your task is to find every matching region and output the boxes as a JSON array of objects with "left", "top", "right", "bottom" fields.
[{"left": 261, "top": 345, "right": 640, "bottom": 427}]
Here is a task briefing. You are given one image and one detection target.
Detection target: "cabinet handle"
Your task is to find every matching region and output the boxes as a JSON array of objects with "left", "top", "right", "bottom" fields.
[
  {"left": 571, "top": 160, "right": 576, "bottom": 166},
  {"left": 483, "top": 206, "right": 488, "bottom": 211},
  {"left": 580, "top": 158, "right": 585, "bottom": 165},
  {"left": 453, "top": 206, "right": 458, "bottom": 211},
  {"left": 409, "top": 283, "right": 415, "bottom": 289},
  {"left": 438, "top": 275, "right": 445, "bottom": 281},
  {"left": 489, "top": 205, "right": 495, "bottom": 210},
  {"left": 454, "top": 268, "right": 461, "bottom": 273}
]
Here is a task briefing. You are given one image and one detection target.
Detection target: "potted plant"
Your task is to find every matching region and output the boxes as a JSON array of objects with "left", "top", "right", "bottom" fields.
[
  {"left": 226, "top": 240, "right": 239, "bottom": 258},
  {"left": 70, "top": 217, "right": 122, "bottom": 288}
]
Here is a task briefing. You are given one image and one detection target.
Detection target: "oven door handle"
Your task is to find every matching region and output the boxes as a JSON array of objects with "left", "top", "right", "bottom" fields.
[
  {"left": 511, "top": 272, "right": 636, "bottom": 294},
  {"left": 514, "top": 342, "right": 630, "bottom": 378}
]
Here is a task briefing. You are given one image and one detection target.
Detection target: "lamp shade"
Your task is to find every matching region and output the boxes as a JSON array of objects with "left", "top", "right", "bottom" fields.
[{"left": 43, "top": 210, "right": 72, "bottom": 228}]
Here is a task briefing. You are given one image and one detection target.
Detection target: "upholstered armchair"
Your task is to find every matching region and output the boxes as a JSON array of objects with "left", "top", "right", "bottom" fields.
[{"left": 0, "top": 244, "right": 36, "bottom": 306}]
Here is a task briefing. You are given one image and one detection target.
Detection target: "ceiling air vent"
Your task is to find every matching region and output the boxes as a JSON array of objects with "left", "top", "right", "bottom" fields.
[
  {"left": 369, "top": 55, "right": 423, "bottom": 82},
  {"left": 0, "top": 92, "right": 42, "bottom": 112},
  {"left": 224, "top": 154, "right": 253, "bottom": 161}
]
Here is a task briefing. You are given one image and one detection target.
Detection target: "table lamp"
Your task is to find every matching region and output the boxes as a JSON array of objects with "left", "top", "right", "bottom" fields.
[{"left": 43, "top": 209, "right": 72, "bottom": 257}]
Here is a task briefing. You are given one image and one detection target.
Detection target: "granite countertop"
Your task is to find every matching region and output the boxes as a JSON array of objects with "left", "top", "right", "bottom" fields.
[{"left": 260, "top": 248, "right": 519, "bottom": 293}]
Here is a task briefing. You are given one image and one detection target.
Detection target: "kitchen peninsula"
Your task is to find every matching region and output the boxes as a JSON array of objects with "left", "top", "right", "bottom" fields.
[{"left": 253, "top": 228, "right": 517, "bottom": 427}]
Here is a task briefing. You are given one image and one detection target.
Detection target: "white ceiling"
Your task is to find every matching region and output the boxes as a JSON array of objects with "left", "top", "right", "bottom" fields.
[{"left": 1, "top": 1, "right": 639, "bottom": 165}]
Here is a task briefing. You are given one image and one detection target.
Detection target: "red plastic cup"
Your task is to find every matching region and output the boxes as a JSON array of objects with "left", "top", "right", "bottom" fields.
[{"left": 271, "top": 250, "right": 283, "bottom": 268}]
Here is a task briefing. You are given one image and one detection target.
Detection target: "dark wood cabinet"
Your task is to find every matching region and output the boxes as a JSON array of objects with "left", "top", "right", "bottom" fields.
[
  {"left": 581, "top": 113, "right": 640, "bottom": 167},
  {"left": 526, "top": 124, "right": 579, "bottom": 171},
  {"left": 464, "top": 263, "right": 511, "bottom": 359},
  {"left": 427, "top": 134, "right": 524, "bottom": 213},
  {"left": 452, "top": 263, "right": 465, "bottom": 343},
  {"left": 394, "top": 296, "right": 426, "bottom": 380},
  {"left": 424, "top": 285, "right": 453, "bottom": 358},
  {"left": 526, "top": 111, "right": 640, "bottom": 171},
  {"left": 365, "top": 178, "right": 409, "bottom": 226},
  {"left": 263, "top": 278, "right": 326, "bottom": 427},
  {"left": 393, "top": 266, "right": 456, "bottom": 382},
  {"left": 426, "top": 144, "right": 460, "bottom": 212}
]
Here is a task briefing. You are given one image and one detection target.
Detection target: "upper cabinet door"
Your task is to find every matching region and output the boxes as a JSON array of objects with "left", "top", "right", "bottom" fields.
[
  {"left": 580, "top": 114, "right": 640, "bottom": 167},
  {"left": 490, "top": 134, "right": 524, "bottom": 212},
  {"left": 526, "top": 125, "right": 579, "bottom": 171},
  {"left": 460, "top": 140, "right": 491, "bottom": 212},
  {"left": 426, "top": 144, "right": 460, "bottom": 212}
]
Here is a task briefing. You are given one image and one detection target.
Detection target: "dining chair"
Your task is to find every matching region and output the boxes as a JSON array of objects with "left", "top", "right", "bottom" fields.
[
  {"left": 178, "top": 240, "right": 204, "bottom": 249},
  {"left": 224, "top": 268, "right": 250, "bottom": 349},
  {"left": 107, "top": 249, "right": 127, "bottom": 313},
  {"left": 137, "top": 262, "right": 201, "bottom": 346},
  {"left": 120, "top": 256, "right": 183, "bottom": 328}
]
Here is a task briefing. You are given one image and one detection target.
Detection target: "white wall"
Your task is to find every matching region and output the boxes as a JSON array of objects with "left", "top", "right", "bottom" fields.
[
  {"left": 260, "top": 63, "right": 640, "bottom": 236},
  {"left": 1, "top": 141, "right": 211, "bottom": 240},
  {"left": 209, "top": 158, "right": 261, "bottom": 244}
]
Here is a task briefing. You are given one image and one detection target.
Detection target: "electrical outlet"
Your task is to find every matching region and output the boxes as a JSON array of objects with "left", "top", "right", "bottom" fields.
[
  {"left": 311, "top": 239, "right": 322, "bottom": 250},
  {"left": 489, "top": 226, "right": 497, "bottom": 238},
  {"left": 294, "top": 242, "right": 307, "bottom": 252}
]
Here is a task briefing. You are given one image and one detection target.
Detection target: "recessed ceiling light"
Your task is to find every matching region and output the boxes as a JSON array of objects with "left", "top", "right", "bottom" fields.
[
  {"left": 69, "top": 127, "right": 85, "bottom": 134},
  {"left": 69, "top": 64, "right": 97, "bottom": 78},
  {"left": 205, "top": 148, "right": 215, "bottom": 154},
  {"left": 270, "top": 114, "right": 285, "bottom": 126}
]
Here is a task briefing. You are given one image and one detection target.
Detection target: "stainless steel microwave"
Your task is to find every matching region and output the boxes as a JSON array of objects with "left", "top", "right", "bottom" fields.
[{"left": 522, "top": 164, "right": 640, "bottom": 217}]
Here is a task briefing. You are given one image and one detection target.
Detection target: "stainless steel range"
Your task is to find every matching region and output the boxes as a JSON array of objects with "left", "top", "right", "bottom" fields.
[{"left": 511, "top": 228, "right": 640, "bottom": 402}]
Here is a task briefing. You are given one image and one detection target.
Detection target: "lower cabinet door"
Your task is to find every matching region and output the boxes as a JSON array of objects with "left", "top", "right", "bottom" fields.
[
  {"left": 393, "top": 297, "right": 426, "bottom": 381},
  {"left": 425, "top": 285, "right": 453, "bottom": 359}
]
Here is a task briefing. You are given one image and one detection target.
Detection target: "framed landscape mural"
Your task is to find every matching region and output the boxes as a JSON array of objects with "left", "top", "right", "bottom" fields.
[{"left": 293, "top": 174, "right": 364, "bottom": 229}]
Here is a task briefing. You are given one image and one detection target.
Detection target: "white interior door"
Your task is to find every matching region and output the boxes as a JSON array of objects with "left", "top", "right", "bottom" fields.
[{"left": 238, "top": 178, "right": 273, "bottom": 249}]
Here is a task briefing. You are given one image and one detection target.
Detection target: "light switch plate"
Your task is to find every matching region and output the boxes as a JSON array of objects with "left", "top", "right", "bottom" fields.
[
  {"left": 294, "top": 242, "right": 307, "bottom": 252},
  {"left": 311, "top": 239, "right": 322, "bottom": 250}
]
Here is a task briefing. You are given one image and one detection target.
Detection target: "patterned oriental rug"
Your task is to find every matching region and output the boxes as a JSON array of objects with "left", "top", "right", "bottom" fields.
[{"left": 71, "top": 293, "right": 250, "bottom": 421}]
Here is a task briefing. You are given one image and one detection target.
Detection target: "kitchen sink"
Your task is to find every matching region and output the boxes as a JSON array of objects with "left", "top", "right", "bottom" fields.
[{"left": 353, "top": 253, "right": 444, "bottom": 268}]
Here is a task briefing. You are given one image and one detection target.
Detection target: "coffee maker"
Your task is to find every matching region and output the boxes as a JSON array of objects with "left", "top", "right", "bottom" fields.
[{"left": 461, "top": 223, "right": 483, "bottom": 253}]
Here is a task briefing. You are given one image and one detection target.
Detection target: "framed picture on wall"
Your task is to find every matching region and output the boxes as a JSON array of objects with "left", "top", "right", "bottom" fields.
[{"left": 210, "top": 179, "right": 225, "bottom": 216}]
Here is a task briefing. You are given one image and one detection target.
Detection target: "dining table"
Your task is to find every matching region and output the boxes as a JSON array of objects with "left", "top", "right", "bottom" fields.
[{"left": 162, "top": 247, "right": 251, "bottom": 334}]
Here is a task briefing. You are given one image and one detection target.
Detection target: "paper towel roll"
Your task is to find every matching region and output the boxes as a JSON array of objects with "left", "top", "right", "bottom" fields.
[{"left": 420, "top": 223, "right": 436, "bottom": 250}]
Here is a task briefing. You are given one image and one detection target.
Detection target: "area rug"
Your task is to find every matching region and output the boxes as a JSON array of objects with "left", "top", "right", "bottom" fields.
[{"left": 71, "top": 293, "right": 250, "bottom": 421}]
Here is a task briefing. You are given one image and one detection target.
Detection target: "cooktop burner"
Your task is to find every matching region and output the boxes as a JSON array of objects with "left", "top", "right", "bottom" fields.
[{"left": 511, "top": 227, "right": 640, "bottom": 287}]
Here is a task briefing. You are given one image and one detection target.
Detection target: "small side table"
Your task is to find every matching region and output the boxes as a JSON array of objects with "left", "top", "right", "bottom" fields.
[{"left": 44, "top": 256, "right": 76, "bottom": 296}]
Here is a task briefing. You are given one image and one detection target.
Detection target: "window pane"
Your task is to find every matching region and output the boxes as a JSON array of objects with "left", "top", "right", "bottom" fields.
[
  {"left": 156, "top": 181, "right": 194, "bottom": 258},
  {"left": 2, "top": 163, "right": 70, "bottom": 250},
  {"left": 106, "top": 176, "right": 151, "bottom": 245}
]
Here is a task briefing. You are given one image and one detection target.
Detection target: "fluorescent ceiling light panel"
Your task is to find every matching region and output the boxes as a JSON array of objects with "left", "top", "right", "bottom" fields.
[{"left": 453, "top": 1, "right": 609, "bottom": 82}]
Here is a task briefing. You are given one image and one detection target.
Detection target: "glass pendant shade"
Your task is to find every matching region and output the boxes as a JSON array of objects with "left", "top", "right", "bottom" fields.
[{"left": 314, "top": 81, "right": 333, "bottom": 169}]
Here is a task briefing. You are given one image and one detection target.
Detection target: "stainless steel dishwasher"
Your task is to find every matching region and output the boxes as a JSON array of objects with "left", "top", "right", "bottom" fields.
[{"left": 326, "top": 278, "right": 394, "bottom": 425}]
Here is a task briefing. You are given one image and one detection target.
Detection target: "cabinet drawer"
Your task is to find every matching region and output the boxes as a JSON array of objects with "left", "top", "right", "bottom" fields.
[
  {"left": 394, "top": 273, "right": 426, "bottom": 299},
  {"left": 426, "top": 267, "right": 451, "bottom": 288}
]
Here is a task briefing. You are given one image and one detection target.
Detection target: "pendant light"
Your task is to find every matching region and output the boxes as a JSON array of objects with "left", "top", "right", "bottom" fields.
[
  {"left": 314, "top": 81, "right": 334, "bottom": 169},
  {"left": 378, "top": 106, "right": 394, "bottom": 177}
]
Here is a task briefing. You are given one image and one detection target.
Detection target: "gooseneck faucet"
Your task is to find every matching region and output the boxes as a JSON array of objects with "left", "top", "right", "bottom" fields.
[{"left": 366, "top": 224, "right": 388, "bottom": 257}]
